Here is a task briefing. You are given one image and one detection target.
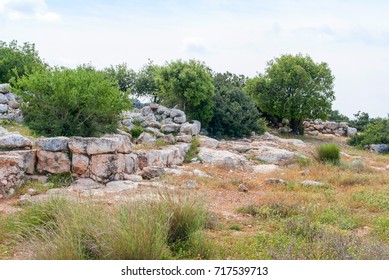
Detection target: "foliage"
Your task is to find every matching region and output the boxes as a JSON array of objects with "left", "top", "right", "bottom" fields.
[
  {"left": 155, "top": 59, "right": 215, "bottom": 126},
  {"left": 130, "top": 126, "right": 145, "bottom": 138},
  {"left": 1, "top": 194, "right": 210, "bottom": 260},
  {"left": 13, "top": 65, "right": 131, "bottom": 137},
  {"left": 316, "top": 143, "right": 340, "bottom": 164},
  {"left": 208, "top": 72, "right": 266, "bottom": 138},
  {"left": 245, "top": 54, "right": 335, "bottom": 134},
  {"left": 348, "top": 117, "right": 389, "bottom": 147},
  {"left": 329, "top": 110, "right": 350, "bottom": 123},
  {"left": 134, "top": 60, "right": 160, "bottom": 102},
  {"left": 104, "top": 63, "right": 136, "bottom": 93},
  {"left": 348, "top": 111, "right": 371, "bottom": 132},
  {"left": 0, "top": 40, "right": 46, "bottom": 83},
  {"left": 184, "top": 137, "right": 201, "bottom": 163}
]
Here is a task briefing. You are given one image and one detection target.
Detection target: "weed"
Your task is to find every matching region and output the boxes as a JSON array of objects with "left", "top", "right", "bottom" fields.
[
  {"left": 47, "top": 173, "right": 73, "bottom": 188},
  {"left": 130, "top": 126, "right": 145, "bottom": 138},
  {"left": 184, "top": 137, "right": 200, "bottom": 163},
  {"left": 230, "top": 224, "right": 242, "bottom": 231},
  {"left": 316, "top": 143, "right": 340, "bottom": 164}
]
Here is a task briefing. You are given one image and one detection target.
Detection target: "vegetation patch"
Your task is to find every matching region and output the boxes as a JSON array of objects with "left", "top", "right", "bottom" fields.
[{"left": 316, "top": 143, "right": 340, "bottom": 165}]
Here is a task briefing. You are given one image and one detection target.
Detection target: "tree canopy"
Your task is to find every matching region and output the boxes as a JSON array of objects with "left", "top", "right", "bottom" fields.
[
  {"left": 244, "top": 54, "right": 335, "bottom": 134},
  {"left": 0, "top": 40, "right": 46, "bottom": 83},
  {"left": 208, "top": 72, "right": 265, "bottom": 138},
  {"left": 155, "top": 59, "right": 215, "bottom": 126}
]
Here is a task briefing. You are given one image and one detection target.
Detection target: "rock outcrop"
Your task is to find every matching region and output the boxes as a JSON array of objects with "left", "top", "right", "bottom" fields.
[{"left": 0, "top": 84, "right": 23, "bottom": 122}]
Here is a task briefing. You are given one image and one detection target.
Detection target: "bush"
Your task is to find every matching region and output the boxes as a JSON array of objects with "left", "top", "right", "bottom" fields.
[
  {"left": 208, "top": 72, "right": 266, "bottom": 138},
  {"left": 13, "top": 65, "right": 131, "bottom": 137},
  {"left": 184, "top": 137, "right": 200, "bottom": 163},
  {"left": 348, "top": 118, "right": 389, "bottom": 147},
  {"left": 316, "top": 144, "right": 340, "bottom": 164},
  {"left": 0, "top": 40, "right": 46, "bottom": 83}
]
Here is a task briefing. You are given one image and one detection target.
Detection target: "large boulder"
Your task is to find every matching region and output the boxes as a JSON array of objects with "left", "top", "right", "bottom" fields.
[
  {"left": 245, "top": 146, "right": 299, "bottom": 166},
  {"left": 36, "top": 137, "right": 69, "bottom": 151},
  {"left": 89, "top": 153, "right": 125, "bottom": 182},
  {"left": 12, "top": 150, "right": 36, "bottom": 174},
  {"left": 170, "top": 108, "right": 185, "bottom": 118},
  {"left": 368, "top": 144, "right": 389, "bottom": 154},
  {"left": 161, "top": 123, "right": 181, "bottom": 133},
  {"left": 347, "top": 127, "right": 357, "bottom": 137},
  {"left": 124, "top": 154, "right": 139, "bottom": 174},
  {"left": 198, "top": 147, "right": 248, "bottom": 169},
  {"left": 0, "top": 104, "right": 8, "bottom": 113},
  {"left": 180, "top": 121, "right": 201, "bottom": 135},
  {"left": 0, "top": 153, "right": 24, "bottom": 193},
  {"left": 72, "top": 153, "right": 90, "bottom": 176},
  {"left": 0, "top": 134, "right": 33, "bottom": 149},
  {"left": 198, "top": 135, "right": 219, "bottom": 149},
  {"left": 37, "top": 150, "right": 71, "bottom": 174},
  {"left": 141, "top": 166, "right": 165, "bottom": 179},
  {"left": 68, "top": 137, "right": 120, "bottom": 155},
  {"left": 137, "top": 132, "right": 156, "bottom": 145},
  {"left": 102, "top": 134, "right": 132, "bottom": 153}
]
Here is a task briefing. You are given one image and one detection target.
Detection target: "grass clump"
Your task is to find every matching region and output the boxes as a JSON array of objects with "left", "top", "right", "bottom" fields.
[
  {"left": 316, "top": 143, "right": 340, "bottom": 164},
  {"left": 184, "top": 137, "right": 200, "bottom": 163},
  {"left": 1, "top": 192, "right": 211, "bottom": 260}
]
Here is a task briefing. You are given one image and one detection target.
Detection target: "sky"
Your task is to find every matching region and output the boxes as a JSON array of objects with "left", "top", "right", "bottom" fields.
[{"left": 1, "top": 0, "right": 389, "bottom": 118}]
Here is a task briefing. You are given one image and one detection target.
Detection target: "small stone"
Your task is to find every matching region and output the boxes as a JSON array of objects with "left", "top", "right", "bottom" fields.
[
  {"left": 123, "top": 174, "right": 143, "bottom": 182},
  {"left": 0, "top": 104, "right": 8, "bottom": 113},
  {"left": 299, "top": 169, "right": 311, "bottom": 176},
  {"left": 8, "top": 100, "right": 19, "bottom": 109},
  {"left": 301, "top": 180, "right": 325, "bottom": 187},
  {"left": 27, "top": 188, "right": 36, "bottom": 196},
  {"left": 238, "top": 184, "right": 248, "bottom": 192},
  {"left": 7, "top": 188, "right": 15, "bottom": 196},
  {"left": 186, "top": 180, "right": 197, "bottom": 189},
  {"left": 265, "top": 178, "right": 287, "bottom": 185},
  {"left": 192, "top": 169, "right": 211, "bottom": 178}
]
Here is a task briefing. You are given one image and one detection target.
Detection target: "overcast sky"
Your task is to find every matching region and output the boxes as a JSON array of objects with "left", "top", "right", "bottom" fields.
[{"left": 1, "top": 0, "right": 388, "bottom": 118}]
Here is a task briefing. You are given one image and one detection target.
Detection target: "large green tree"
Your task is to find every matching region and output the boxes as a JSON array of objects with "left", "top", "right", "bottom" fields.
[
  {"left": 134, "top": 60, "right": 160, "bottom": 102},
  {"left": 156, "top": 59, "right": 215, "bottom": 126},
  {"left": 245, "top": 54, "right": 335, "bottom": 134},
  {"left": 104, "top": 63, "right": 136, "bottom": 93},
  {"left": 0, "top": 40, "right": 46, "bottom": 83},
  {"left": 208, "top": 72, "right": 265, "bottom": 138}
]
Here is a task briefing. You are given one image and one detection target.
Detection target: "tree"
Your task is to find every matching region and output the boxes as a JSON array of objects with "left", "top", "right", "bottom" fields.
[
  {"left": 13, "top": 65, "right": 131, "bottom": 137},
  {"left": 244, "top": 54, "right": 335, "bottom": 134},
  {"left": 104, "top": 63, "right": 136, "bottom": 93},
  {"left": 208, "top": 72, "right": 265, "bottom": 138},
  {"left": 348, "top": 111, "right": 371, "bottom": 132},
  {"left": 0, "top": 40, "right": 46, "bottom": 83},
  {"left": 328, "top": 110, "right": 350, "bottom": 123},
  {"left": 134, "top": 59, "right": 160, "bottom": 102},
  {"left": 155, "top": 59, "right": 215, "bottom": 126}
]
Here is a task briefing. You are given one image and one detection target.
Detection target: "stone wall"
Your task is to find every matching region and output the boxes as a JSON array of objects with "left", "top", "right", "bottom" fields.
[
  {"left": 303, "top": 120, "right": 357, "bottom": 137},
  {"left": 0, "top": 84, "right": 23, "bottom": 122}
]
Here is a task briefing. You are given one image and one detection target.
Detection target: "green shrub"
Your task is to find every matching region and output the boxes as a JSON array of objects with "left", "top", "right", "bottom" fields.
[
  {"left": 184, "top": 137, "right": 200, "bottom": 163},
  {"left": 130, "top": 126, "right": 144, "bottom": 138},
  {"left": 348, "top": 118, "right": 389, "bottom": 147},
  {"left": 208, "top": 72, "right": 266, "bottom": 138},
  {"left": 0, "top": 40, "right": 46, "bottom": 83},
  {"left": 316, "top": 143, "right": 340, "bottom": 164},
  {"left": 13, "top": 65, "right": 131, "bottom": 137}
]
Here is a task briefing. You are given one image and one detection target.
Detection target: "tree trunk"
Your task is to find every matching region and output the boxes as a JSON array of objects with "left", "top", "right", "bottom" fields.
[{"left": 290, "top": 119, "right": 304, "bottom": 135}]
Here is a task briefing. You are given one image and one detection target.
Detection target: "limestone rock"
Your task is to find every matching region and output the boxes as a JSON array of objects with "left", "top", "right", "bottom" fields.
[
  {"left": 265, "top": 178, "right": 287, "bottom": 185},
  {"left": 186, "top": 180, "right": 197, "bottom": 189},
  {"left": 347, "top": 127, "right": 357, "bottom": 137},
  {"left": 104, "top": 180, "right": 138, "bottom": 193},
  {"left": 124, "top": 153, "right": 139, "bottom": 174},
  {"left": 72, "top": 153, "right": 90, "bottom": 176},
  {"left": 0, "top": 84, "right": 11, "bottom": 93},
  {"left": 251, "top": 164, "right": 279, "bottom": 174},
  {"left": 36, "top": 137, "right": 69, "bottom": 151},
  {"left": 103, "top": 134, "right": 132, "bottom": 153},
  {"left": 173, "top": 115, "right": 186, "bottom": 124},
  {"left": 137, "top": 132, "right": 156, "bottom": 145},
  {"left": 0, "top": 134, "right": 32, "bottom": 149},
  {"left": 141, "top": 166, "right": 165, "bottom": 179},
  {"left": 8, "top": 100, "right": 19, "bottom": 109},
  {"left": 180, "top": 121, "right": 201, "bottom": 135},
  {"left": 245, "top": 146, "right": 298, "bottom": 166},
  {"left": 90, "top": 153, "right": 125, "bottom": 182},
  {"left": 238, "top": 184, "right": 248, "bottom": 192},
  {"left": 170, "top": 108, "right": 185, "bottom": 118},
  {"left": 301, "top": 180, "right": 325, "bottom": 187},
  {"left": 37, "top": 150, "right": 71, "bottom": 174},
  {"left": 0, "top": 94, "right": 8, "bottom": 104},
  {"left": 176, "top": 134, "right": 192, "bottom": 143},
  {"left": 198, "top": 147, "right": 247, "bottom": 169},
  {"left": 69, "top": 137, "right": 120, "bottom": 155},
  {"left": 0, "top": 104, "right": 8, "bottom": 113},
  {"left": 198, "top": 135, "right": 219, "bottom": 149},
  {"left": 368, "top": 144, "right": 389, "bottom": 154},
  {"left": 161, "top": 123, "right": 181, "bottom": 133},
  {"left": 123, "top": 174, "right": 143, "bottom": 182},
  {"left": 12, "top": 150, "right": 36, "bottom": 174}
]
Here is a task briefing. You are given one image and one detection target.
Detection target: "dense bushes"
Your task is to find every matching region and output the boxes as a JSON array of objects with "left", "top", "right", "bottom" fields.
[
  {"left": 0, "top": 40, "right": 46, "bottom": 83},
  {"left": 208, "top": 72, "right": 266, "bottom": 138},
  {"left": 316, "top": 144, "right": 340, "bottom": 164},
  {"left": 13, "top": 66, "right": 131, "bottom": 137},
  {"left": 348, "top": 118, "right": 389, "bottom": 147}
]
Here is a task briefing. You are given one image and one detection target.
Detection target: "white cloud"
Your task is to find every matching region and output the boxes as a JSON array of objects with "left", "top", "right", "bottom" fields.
[
  {"left": 0, "top": 0, "right": 61, "bottom": 22},
  {"left": 182, "top": 37, "right": 208, "bottom": 54}
]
